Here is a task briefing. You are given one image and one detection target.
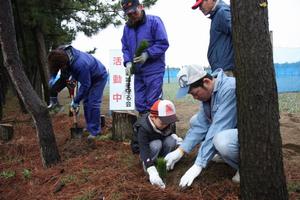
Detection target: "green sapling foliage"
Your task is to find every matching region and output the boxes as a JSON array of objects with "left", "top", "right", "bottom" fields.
[
  {"left": 156, "top": 157, "right": 167, "bottom": 181},
  {"left": 22, "top": 168, "right": 31, "bottom": 179},
  {"left": 131, "top": 40, "right": 149, "bottom": 74}
]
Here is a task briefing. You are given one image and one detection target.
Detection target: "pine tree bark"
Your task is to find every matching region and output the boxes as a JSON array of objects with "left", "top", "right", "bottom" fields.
[
  {"left": 231, "top": 0, "right": 288, "bottom": 199},
  {"left": 112, "top": 111, "right": 137, "bottom": 141},
  {"left": 0, "top": 0, "right": 60, "bottom": 167},
  {"left": 34, "top": 26, "right": 50, "bottom": 103},
  {"left": 0, "top": 51, "right": 7, "bottom": 120},
  {"left": 0, "top": 95, "right": 2, "bottom": 121},
  {"left": 12, "top": 0, "right": 33, "bottom": 80}
]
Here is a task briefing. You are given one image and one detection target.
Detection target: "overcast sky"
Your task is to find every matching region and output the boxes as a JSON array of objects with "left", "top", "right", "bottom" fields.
[{"left": 72, "top": 0, "right": 300, "bottom": 68}]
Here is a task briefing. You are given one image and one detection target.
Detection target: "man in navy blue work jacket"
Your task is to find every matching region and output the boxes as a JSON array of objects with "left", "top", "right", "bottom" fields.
[
  {"left": 192, "top": 0, "right": 235, "bottom": 76},
  {"left": 48, "top": 45, "right": 108, "bottom": 140},
  {"left": 121, "top": 0, "right": 169, "bottom": 115}
]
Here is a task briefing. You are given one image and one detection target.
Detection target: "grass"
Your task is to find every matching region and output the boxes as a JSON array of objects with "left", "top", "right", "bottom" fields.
[
  {"left": 73, "top": 188, "right": 97, "bottom": 200},
  {"left": 4, "top": 82, "right": 296, "bottom": 117},
  {"left": 118, "top": 151, "right": 137, "bottom": 169},
  {"left": 110, "top": 192, "right": 121, "bottom": 200},
  {"left": 0, "top": 170, "right": 16, "bottom": 179},
  {"left": 163, "top": 83, "right": 300, "bottom": 113},
  {"left": 287, "top": 181, "right": 300, "bottom": 193},
  {"left": 163, "top": 83, "right": 197, "bottom": 103},
  {"left": 22, "top": 168, "right": 31, "bottom": 179},
  {"left": 61, "top": 174, "right": 77, "bottom": 185},
  {"left": 0, "top": 155, "right": 24, "bottom": 165},
  {"left": 81, "top": 168, "right": 93, "bottom": 176},
  {"left": 96, "top": 133, "right": 112, "bottom": 141},
  {"left": 278, "top": 92, "right": 300, "bottom": 113}
]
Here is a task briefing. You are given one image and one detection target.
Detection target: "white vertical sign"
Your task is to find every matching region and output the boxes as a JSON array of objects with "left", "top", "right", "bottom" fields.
[{"left": 109, "top": 49, "right": 135, "bottom": 110}]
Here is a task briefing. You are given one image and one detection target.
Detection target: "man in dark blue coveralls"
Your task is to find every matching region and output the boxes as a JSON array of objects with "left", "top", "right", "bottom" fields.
[
  {"left": 121, "top": 0, "right": 169, "bottom": 115},
  {"left": 48, "top": 45, "right": 108, "bottom": 140}
]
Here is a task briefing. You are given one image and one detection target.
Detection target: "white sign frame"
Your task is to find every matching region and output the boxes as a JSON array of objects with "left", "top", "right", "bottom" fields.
[{"left": 109, "top": 49, "right": 135, "bottom": 111}]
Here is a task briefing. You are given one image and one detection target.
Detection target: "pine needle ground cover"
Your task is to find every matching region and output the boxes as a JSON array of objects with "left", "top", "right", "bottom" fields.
[{"left": 1, "top": 87, "right": 299, "bottom": 199}]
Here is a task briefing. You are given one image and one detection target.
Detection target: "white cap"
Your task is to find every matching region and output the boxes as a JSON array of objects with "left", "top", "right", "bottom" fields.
[{"left": 176, "top": 65, "right": 207, "bottom": 98}]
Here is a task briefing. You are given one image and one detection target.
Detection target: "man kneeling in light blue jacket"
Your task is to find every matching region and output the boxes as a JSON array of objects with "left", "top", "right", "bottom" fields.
[{"left": 164, "top": 65, "right": 239, "bottom": 188}]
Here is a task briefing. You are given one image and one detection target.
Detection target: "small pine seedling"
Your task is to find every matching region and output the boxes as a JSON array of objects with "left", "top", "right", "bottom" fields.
[
  {"left": 135, "top": 40, "right": 149, "bottom": 57},
  {"left": 22, "top": 169, "right": 31, "bottom": 179},
  {"left": 156, "top": 157, "right": 167, "bottom": 181},
  {"left": 131, "top": 40, "right": 149, "bottom": 75},
  {"left": 0, "top": 170, "right": 16, "bottom": 179}
]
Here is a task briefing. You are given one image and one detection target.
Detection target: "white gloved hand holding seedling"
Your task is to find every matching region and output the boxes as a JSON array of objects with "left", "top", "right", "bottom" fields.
[
  {"left": 147, "top": 166, "right": 165, "bottom": 189},
  {"left": 125, "top": 62, "right": 133, "bottom": 76},
  {"left": 171, "top": 134, "right": 183, "bottom": 145},
  {"left": 133, "top": 52, "right": 149, "bottom": 65},
  {"left": 164, "top": 147, "right": 184, "bottom": 171}
]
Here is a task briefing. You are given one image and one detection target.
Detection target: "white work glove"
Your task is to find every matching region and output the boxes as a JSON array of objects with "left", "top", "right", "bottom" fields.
[
  {"left": 171, "top": 134, "right": 183, "bottom": 146},
  {"left": 125, "top": 62, "right": 133, "bottom": 76},
  {"left": 146, "top": 166, "right": 166, "bottom": 189},
  {"left": 133, "top": 52, "right": 149, "bottom": 64},
  {"left": 70, "top": 100, "right": 80, "bottom": 113},
  {"left": 164, "top": 148, "right": 184, "bottom": 171},
  {"left": 179, "top": 164, "right": 202, "bottom": 188}
]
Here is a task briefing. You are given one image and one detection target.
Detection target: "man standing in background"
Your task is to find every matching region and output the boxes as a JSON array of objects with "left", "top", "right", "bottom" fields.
[
  {"left": 192, "top": 0, "right": 235, "bottom": 76},
  {"left": 121, "top": 0, "right": 169, "bottom": 115}
]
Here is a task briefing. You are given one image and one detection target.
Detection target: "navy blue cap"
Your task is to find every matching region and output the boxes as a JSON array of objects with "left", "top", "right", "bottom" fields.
[{"left": 121, "top": 0, "right": 140, "bottom": 14}]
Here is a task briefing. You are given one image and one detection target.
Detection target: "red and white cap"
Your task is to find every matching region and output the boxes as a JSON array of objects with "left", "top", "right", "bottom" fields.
[
  {"left": 150, "top": 100, "right": 179, "bottom": 124},
  {"left": 192, "top": 0, "right": 204, "bottom": 9}
]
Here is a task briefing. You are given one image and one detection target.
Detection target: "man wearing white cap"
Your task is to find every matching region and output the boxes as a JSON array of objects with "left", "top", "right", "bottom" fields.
[
  {"left": 164, "top": 65, "right": 239, "bottom": 188},
  {"left": 133, "top": 99, "right": 182, "bottom": 189}
]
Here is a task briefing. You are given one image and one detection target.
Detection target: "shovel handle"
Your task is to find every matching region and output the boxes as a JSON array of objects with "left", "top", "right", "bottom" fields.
[
  {"left": 70, "top": 94, "right": 78, "bottom": 127},
  {"left": 73, "top": 110, "right": 78, "bottom": 128}
]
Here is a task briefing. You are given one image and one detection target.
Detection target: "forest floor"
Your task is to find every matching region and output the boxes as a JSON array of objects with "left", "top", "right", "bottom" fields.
[{"left": 0, "top": 92, "right": 300, "bottom": 200}]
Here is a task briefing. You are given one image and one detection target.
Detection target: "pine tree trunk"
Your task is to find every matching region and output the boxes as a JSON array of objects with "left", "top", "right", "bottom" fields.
[
  {"left": 112, "top": 111, "right": 137, "bottom": 141},
  {"left": 0, "top": 0, "right": 60, "bottom": 167},
  {"left": 33, "top": 65, "right": 43, "bottom": 99},
  {"left": 231, "top": 0, "right": 288, "bottom": 199},
  {"left": 0, "top": 81, "right": 3, "bottom": 121},
  {"left": 12, "top": 0, "right": 33, "bottom": 79},
  {"left": 34, "top": 26, "right": 50, "bottom": 103},
  {"left": 0, "top": 100, "right": 2, "bottom": 121},
  {"left": 0, "top": 53, "right": 8, "bottom": 118}
]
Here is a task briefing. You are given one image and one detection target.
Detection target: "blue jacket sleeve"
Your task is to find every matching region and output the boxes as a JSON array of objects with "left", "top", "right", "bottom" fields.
[
  {"left": 195, "top": 87, "right": 237, "bottom": 168},
  {"left": 215, "top": 8, "right": 232, "bottom": 35},
  {"left": 121, "top": 30, "right": 132, "bottom": 66},
  {"left": 146, "top": 17, "right": 169, "bottom": 59},
  {"left": 180, "top": 106, "right": 210, "bottom": 153},
  {"left": 73, "top": 66, "right": 91, "bottom": 104}
]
